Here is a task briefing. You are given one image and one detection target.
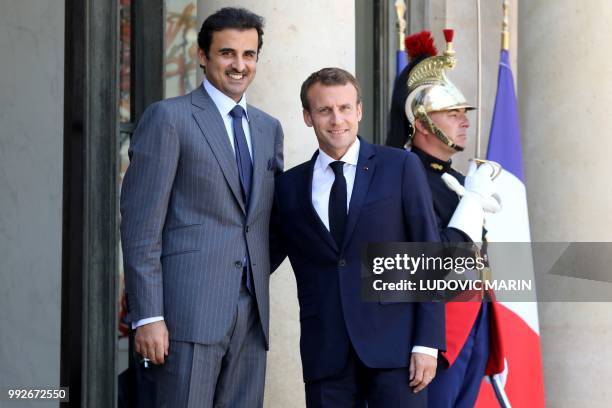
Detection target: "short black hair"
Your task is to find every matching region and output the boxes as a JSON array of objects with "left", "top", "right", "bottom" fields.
[
  {"left": 300, "top": 67, "right": 362, "bottom": 111},
  {"left": 198, "top": 7, "right": 265, "bottom": 59}
]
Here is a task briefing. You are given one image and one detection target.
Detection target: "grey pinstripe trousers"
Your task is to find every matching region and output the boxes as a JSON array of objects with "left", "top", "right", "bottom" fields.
[{"left": 143, "top": 279, "right": 267, "bottom": 408}]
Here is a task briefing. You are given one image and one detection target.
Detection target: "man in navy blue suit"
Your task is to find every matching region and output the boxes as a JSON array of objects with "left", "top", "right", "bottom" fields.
[{"left": 272, "top": 68, "right": 445, "bottom": 407}]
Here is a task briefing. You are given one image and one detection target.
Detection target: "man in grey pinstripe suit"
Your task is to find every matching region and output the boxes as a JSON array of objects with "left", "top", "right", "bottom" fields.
[{"left": 120, "top": 8, "right": 283, "bottom": 407}]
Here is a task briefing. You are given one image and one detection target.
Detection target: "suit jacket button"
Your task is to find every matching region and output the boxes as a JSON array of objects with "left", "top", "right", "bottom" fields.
[
  {"left": 339, "top": 259, "right": 346, "bottom": 267},
  {"left": 245, "top": 225, "right": 250, "bottom": 233},
  {"left": 235, "top": 261, "right": 243, "bottom": 269}
]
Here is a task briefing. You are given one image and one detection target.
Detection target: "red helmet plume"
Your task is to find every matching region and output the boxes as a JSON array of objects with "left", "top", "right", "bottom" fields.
[{"left": 404, "top": 31, "right": 438, "bottom": 60}]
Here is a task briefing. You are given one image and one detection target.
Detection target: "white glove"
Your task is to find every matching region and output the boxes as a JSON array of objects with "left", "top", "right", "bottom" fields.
[
  {"left": 444, "top": 162, "right": 502, "bottom": 243},
  {"left": 442, "top": 162, "right": 502, "bottom": 213},
  {"left": 463, "top": 162, "right": 502, "bottom": 213},
  {"left": 447, "top": 193, "right": 485, "bottom": 243}
]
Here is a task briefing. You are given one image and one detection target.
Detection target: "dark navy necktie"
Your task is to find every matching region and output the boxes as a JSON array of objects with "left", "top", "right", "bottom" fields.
[
  {"left": 329, "top": 161, "right": 347, "bottom": 248},
  {"left": 230, "top": 105, "right": 253, "bottom": 207},
  {"left": 230, "top": 105, "right": 254, "bottom": 293}
]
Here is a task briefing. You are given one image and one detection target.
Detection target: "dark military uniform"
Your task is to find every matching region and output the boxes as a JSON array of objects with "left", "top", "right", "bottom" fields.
[
  {"left": 411, "top": 146, "right": 501, "bottom": 408},
  {"left": 411, "top": 147, "right": 470, "bottom": 243}
]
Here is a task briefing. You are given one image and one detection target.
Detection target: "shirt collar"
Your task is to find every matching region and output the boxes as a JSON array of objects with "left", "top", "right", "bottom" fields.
[
  {"left": 315, "top": 137, "right": 360, "bottom": 172},
  {"left": 411, "top": 146, "right": 453, "bottom": 173},
  {"left": 203, "top": 79, "right": 250, "bottom": 121}
]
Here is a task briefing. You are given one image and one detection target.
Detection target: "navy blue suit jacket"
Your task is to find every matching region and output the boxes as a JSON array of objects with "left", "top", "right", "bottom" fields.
[{"left": 272, "top": 138, "right": 445, "bottom": 382}]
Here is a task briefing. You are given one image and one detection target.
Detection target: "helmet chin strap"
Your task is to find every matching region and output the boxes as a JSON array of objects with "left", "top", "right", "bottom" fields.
[{"left": 416, "top": 107, "right": 464, "bottom": 152}]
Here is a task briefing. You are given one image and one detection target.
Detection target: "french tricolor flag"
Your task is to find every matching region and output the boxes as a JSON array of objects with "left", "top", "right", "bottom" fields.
[{"left": 475, "top": 49, "right": 546, "bottom": 407}]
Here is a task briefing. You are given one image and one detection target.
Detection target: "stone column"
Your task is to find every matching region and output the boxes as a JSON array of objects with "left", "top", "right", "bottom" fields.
[
  {"left": 519, "top": 1, "right": 612, "bottom": 406},
  {"left": 0, "top": 0, "right": 63, "bottom": 393},
  {"left": 197, "top": 1, "right": 355, "bottom": 406}
]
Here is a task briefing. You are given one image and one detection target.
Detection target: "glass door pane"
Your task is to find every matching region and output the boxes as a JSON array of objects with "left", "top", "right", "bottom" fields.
[
  {"left": 117, "top": 0, "right": 132, "bottom": 378},
  {"left": 164, "top": 0, "right": 198, "bottom": 98}
]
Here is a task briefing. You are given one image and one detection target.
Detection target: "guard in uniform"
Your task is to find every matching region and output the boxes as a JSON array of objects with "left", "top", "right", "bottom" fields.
[{"left": 389, "top": 30, "right": 506, "bottom": 407}]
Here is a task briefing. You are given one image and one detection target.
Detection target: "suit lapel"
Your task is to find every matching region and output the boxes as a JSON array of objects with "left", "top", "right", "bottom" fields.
[
  {"left": 301, "top": 152, "right": 339, "bottom": 253},
  {"left": 191, "top": 86, "right": 245, "bottom": 214},
  {"left": 342, "top": 138, "right": 377, "bottom": 249},
  {"left": 246, "top": 107, "right": 266, "bottom": 222}
]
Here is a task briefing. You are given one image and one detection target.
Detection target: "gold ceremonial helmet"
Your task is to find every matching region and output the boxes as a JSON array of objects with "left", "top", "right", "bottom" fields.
[{"left": 404, "top": 30, "right": 474, "bottom": 151}]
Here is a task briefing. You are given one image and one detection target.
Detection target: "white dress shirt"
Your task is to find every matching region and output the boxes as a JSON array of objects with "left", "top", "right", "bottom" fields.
[
  {"left": 310, "top": 138, "right": 437, "bottom": 359},
  {"left": 311, "top": 139, "right": 360, "bottom": 230},
  {"left": 203, "top": 79, "right": 253, "bottom": 158},
  {"left": 132, "top": 80, "right": 252, "bottom": 330}
]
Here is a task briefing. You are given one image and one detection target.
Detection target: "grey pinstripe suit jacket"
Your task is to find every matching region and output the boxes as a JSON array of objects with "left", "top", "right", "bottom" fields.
[{"left": 120, "top": 85, "right": 284, "bottom": 347}]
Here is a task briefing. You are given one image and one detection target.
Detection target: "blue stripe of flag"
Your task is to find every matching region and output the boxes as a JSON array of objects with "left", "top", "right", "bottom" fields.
[
  {"left": 396, "top": 50, "right": 408, "bottom": 77},
  {"left": 486, "top": 49, "right": 525, "bottom": 182}
]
